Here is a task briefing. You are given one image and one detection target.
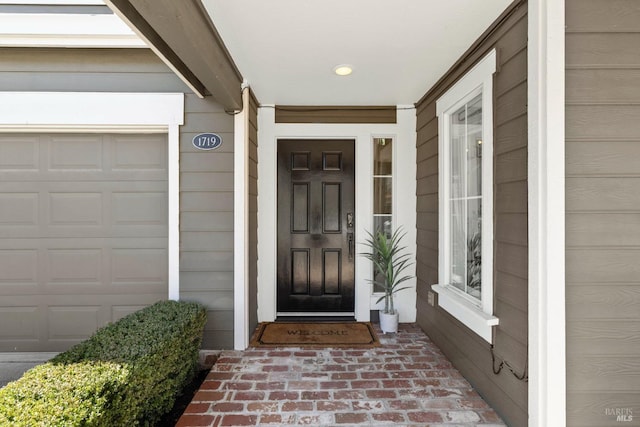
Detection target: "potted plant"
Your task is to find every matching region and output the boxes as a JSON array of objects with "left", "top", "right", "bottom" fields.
[{"left": 361, "top": 227, "right": 413, "bottom": 333}]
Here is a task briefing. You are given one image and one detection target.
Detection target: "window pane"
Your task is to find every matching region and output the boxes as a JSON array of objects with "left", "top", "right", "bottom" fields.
[
  {"left": 373, "top": 215, "right": 392, "bottom": 293},
  {"left": 450, "top": 108, "right": 466, "bottom": 200},
  {"left": 448, "top": 93, "right": 483, "bottom": 301},
  {"left": 466, "top": 199, "right": 481, "bottom": 299},
  {"left": 374, "top": 216, "right": 393, "bottom": 239},
  {"left": 450, "top": 198, "right": 466, "bottom": 293},
  {"left": 467, "top": 95, "right": 482, "bottom": 125},
  {"left": 374, "top": 138, "right": 393, "bottom": 175},
  {"left": 467, "top": 95, "right": 482, "bottom": 197},
  {"left": 373, "top": 177, "right": 392, "bottom": 214}
]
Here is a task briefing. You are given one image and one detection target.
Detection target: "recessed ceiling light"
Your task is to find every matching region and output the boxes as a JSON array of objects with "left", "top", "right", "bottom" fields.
[{"left": 334, "top": 64, "right": 353, "bottom": 76}]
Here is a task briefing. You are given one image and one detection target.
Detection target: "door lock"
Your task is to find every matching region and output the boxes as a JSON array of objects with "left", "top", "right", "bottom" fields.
[
  {"left": 348, "top": 232, "right": 354, "bottom": 260},
  {"left": 347, "top": 212, "right": 354, "bottom": 228}
]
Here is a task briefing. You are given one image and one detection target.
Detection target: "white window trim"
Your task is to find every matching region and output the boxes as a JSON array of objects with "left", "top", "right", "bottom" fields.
[
  {"left": 433, "top": 49, "right": 498, "bottom": 344},
  {"left": 0, "top": 13, "right": 146, "bottom": 48},
  {"left": 0, "top": 91, "right": 184, "bottom": 301}
]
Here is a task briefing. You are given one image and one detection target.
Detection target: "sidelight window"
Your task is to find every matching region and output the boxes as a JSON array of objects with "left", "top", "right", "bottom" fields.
[
  {"left": 432, "top": 49, "right": 498, "bottom": 343},
  {"left": 372, "top": 137, "right": 393, "bottom": 292}
]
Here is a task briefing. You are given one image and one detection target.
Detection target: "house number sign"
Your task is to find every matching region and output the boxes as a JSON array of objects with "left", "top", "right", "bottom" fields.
[{"left": 192, "top": 133, "right": 222, "bottom": 151}]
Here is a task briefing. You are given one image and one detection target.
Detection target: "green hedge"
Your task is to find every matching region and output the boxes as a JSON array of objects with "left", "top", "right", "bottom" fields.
[{"left": 0, "top": 300, "right": 207, "bottom": 426}]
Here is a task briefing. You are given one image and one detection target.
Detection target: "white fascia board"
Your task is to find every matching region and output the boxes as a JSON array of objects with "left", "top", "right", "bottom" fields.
[{"left": 0, "top": 13, "right": 146, "bottom": 48}]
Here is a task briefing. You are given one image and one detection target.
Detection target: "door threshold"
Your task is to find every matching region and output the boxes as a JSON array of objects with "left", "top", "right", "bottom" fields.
[{"left": 276, "top": 312, "right": 356, "bottom": 322}]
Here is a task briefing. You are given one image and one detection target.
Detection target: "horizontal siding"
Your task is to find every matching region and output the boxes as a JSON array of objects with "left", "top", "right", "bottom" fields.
[
  {"left": 565, "top": 0, "right": 640, "bottom": 425},
  {"left": 0, "top": 47, "right": 235, "bottom": 349},
  {"left": 414, "top": 3, "right": 528, "bottom": 426},
  {"left": 180, "top": 94, "right": 235, "bottom": 349},
  {"left": 0, "top": 4, "right": 110, "bottom": 13},
  {"left": 0, "top": 48, "right": 189, "bottom": 93},
  {"left": 568, "top": 393, "right": 640, "bottom": 427}
]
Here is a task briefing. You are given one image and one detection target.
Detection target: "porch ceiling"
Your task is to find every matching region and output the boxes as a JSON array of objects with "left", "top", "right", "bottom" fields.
[{"left": 201, "top": 0, "right": 513, "bottom": 106}]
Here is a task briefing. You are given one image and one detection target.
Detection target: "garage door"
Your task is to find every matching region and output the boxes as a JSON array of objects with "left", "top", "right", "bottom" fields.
[{"left": 0, "top": 133, "right": 168, "bottom": 352}]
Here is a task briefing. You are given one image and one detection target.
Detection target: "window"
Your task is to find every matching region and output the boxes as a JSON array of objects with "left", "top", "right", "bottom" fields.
[
  {"left": 432, "top": 49, "right": 498, "bottom": 343},
  {"left": 373, "top": 137, "right": 393, "bottom": 292}
]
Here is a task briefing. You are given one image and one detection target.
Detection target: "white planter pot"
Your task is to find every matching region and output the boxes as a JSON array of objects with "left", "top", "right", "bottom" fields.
[{"left": 379, "top": 310, "right": 399, "bottom": 334}]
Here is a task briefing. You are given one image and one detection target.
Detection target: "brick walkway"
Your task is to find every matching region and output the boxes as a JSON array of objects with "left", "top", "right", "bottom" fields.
[{"left": 177, "top": 324, "right": 506, "bottom": 426}]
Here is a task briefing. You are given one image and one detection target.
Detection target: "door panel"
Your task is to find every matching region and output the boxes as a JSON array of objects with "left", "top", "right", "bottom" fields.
[{"left": 277, "top": 139, "right": 355, "bottom": 313}]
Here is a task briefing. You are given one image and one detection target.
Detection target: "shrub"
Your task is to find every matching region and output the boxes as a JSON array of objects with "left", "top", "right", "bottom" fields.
[{"left": 0, "top": 300, "right": 207, "bottom": 426}]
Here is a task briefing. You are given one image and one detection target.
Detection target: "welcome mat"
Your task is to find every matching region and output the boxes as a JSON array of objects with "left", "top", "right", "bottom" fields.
[{"left": 250, "top": 322, "right": 380, "bottom": 348}]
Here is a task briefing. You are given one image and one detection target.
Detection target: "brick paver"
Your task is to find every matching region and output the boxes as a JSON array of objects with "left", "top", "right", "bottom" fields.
[{"left": 177, "top": 324, "right": 506, "bottom": 426}]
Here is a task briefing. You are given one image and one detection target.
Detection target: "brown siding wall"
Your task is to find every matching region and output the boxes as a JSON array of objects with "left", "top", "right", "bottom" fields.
[
  {"left": 0, "top": 47, "right": 236, "bottom": 349},
  {"left": 275, "top": 106, "right": 397, "bottom": 124},
  {"left": 565, "top": 1, "right": 640, "bottom": 425},
  {"left": 414, "top": 3, "right": 528, "bottom": 426}
]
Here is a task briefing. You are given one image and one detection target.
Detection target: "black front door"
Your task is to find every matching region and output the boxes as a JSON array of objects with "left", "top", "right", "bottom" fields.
[{"left": 277, "top": 139, "right": 355, "bottom": 314}]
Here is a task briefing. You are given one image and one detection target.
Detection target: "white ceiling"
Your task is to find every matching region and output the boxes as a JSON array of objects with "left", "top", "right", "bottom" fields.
[{"left": 201, "top": 0, "right": 513, "bottom": 106}]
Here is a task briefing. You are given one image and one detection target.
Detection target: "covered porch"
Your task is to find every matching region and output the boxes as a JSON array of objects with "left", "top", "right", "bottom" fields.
[{"left": 101, "top": 0, "right": 565, "bottom": 425}]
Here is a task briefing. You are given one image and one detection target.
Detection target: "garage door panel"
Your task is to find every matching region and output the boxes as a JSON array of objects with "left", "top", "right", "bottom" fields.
[
  {"left": 0, "top": 294, "right": 166, "bottom": 351},
  {"left": 35, "top": 227, "right": 169, "bottom": 239},
  {"left": 0, "top": 306, "right": 39, "bottom": 342},
  {"left": 1, "top": 135, "right": 167, "bottom": 182},
  {"left": 0, "top": 133, "right": 168, "bottom": 351},
  {"left": 49, "top": 135, "right": 103, "bottom": 171},
  {"left": 48, "top": 249, "right": 103, "bottom": 286},
  {"left": 0, "top": 192, "right": 38, "bottom": 227},
  {"left": 0, "top": 237, "right": 167, "bottom": 248},
  {"left": 0, "top": 171, "right": 168, "bottom": 182},
  {"left": 49, "top": 192, "right": 103, "bottom": 226},
  {"left": 0, "top": 187, "right": 167, "bottom": 238},
  {"left": 0, "top": 249, "right": 38, "bottom": 286},
  {"left": 48, "top": 306, "right": 101, "bottom": 341},
  {"left": 0, "top": 182, "right": 166, "bottom": 191},
  {"left": 112, "top": 135, "right": 167, "bottom": 172},
  {"left": 0, "top": 135, "right": 39, "bottom": 171},
  {"left": 112, "top": 192, "right": 167, "bottom": 225},
  {"left": 112, "top": 248, "right": 167, "bottom": 285}
]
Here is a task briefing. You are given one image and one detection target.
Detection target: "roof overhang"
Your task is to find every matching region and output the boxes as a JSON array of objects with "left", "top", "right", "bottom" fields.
[{"left": 105, "top": 0, "right": 243, "bottom": 110}]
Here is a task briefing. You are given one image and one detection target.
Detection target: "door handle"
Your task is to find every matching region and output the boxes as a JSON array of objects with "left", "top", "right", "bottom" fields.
[{"left": 348, "top": 232, "right": 354, "bottom": 260}]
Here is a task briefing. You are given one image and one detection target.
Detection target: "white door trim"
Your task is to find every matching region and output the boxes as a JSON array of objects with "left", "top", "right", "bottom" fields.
[
  {"left": 257, "top": 106, "right": 417, "bottom": 324},
  {"left": 527, "top": 1, "right": 566, "bottom": 426},
  {"left": 0, "top": 91, "right": 184, "bottom": 301}
]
